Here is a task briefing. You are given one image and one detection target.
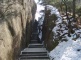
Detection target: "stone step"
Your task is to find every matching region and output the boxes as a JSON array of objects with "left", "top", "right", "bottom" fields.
[
  {"left": 30, "top": 42, "right": 39, "bottom": 44},
  {"left": 32, "top": 33, "right": 38, "bottom": 34},
  {"left": 28, "top": 45, "right": 43, "bottom": 48},
  {"left": 31, "top": 37, "right": 38, "bottom": 40},
  {"left": 21, "top": 52, "right": 47, "bottom": 55},
  {"left": 30, "top": 40, "right": 38, "bottom": 43},
  {"left": 29, "top": 43, "right": 43, "bottom": 45},
  {"left": 28, "top": 44, "right": 43, "bottom": 48},
  {"left": 31, "top": 40, "right": 38, "bottom": 41},
  {"left": 30, "top": 42, "right": 38, "bottom": 44},
  {"left": 31, "top": 39, "right": 37, "bottom": 41},
  {"left": 20, "top": 53, "right": 47, "bottom": 56},
  {"left": 19, "top": 56, "right": 49, "bottom": 59},
  {"left": 20, "top": 58, "right": 50, "bottom": 60},
  {"left": 21, "top": 48, "right": 47, "bottom": 55},
  {"left": 22, "top": 48, "right": 47, "bottom": 53}
]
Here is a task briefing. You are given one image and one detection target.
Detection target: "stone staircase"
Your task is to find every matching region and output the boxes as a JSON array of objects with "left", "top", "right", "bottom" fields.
[
  {"left": 19, "top": 33, "right": 50, "bottom": 60},
  {"left": 18, "top": 21, "right": 49, "bottom": 60}
]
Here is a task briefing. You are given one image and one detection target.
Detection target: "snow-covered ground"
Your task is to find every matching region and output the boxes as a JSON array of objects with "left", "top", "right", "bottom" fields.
[
  {"left": 49, "top": 37, "right": 81, "bottom": 60},
  {"left": 47, "top": 5, "right": 81, "bottom": 60},
  {"left": 34, "top": 0, "right": 81, "bottom": 60}
]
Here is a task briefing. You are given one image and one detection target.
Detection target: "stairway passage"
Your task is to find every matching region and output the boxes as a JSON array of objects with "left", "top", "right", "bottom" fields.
[
  {"left": 19, "top": 38, "right": 49, "bottom": 60},
  {"left": 19, "top": 21, "right": 49, "bottom": 60}
]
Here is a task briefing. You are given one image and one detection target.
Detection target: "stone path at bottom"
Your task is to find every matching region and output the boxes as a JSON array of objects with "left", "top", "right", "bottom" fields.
[
  {"left": 19, "top": 22, "right": 50, "bottom": 60},
  {"left": 19, "top": 39, "right": 50, "bottom": 60}
]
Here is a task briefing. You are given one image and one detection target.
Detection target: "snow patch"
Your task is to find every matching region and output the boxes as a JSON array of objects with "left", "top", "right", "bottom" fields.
[{"left": 49, "top": 38, "right": 81, "bottom": 60}]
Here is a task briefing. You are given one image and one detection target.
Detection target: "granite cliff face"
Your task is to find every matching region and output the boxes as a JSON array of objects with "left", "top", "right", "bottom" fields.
[
  {"left": 0, "top": 0, "right": 36, "bottom": 60},
  {"left": 42, "top": 6, "right": 58, "bottom": 51}
]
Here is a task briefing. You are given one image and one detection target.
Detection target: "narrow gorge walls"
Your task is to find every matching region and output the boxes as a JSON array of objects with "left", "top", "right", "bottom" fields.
[
  {"left": 0, "top": 0, "right": 36, "bottom": 60},
  {"left": 42, "top": 5, "right": 62, "bottom": 51}
]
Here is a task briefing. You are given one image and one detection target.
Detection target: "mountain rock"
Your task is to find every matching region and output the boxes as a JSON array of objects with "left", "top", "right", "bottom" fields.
[{"left": 0, "top": 0, "right": 36, "bottom": 60}]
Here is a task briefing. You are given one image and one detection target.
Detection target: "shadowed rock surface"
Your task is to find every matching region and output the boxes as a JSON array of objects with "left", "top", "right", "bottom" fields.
[
  {"left": 0, "top": 0, "right": 36, "bottom": 60},
  {"left": 42, "top": 8, "right": 58, "bottom": 51}
]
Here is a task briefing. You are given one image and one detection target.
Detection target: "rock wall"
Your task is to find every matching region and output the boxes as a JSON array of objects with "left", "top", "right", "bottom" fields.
[
  {"left": 42, "top": 6, "right": 58, "bottom": 51},
  {"left": 0, "top": 0, "right": 36, "bottom": 60}
]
